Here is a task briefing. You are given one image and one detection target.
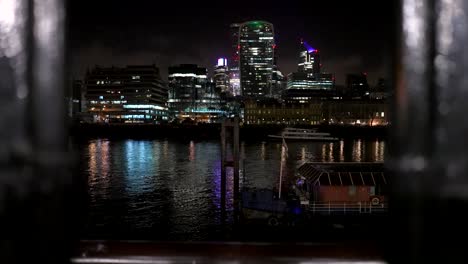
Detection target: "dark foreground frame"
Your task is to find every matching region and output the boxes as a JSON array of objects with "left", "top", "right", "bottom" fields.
[{"left": 2, "top": 0, "right": 468, "bottom": 263}]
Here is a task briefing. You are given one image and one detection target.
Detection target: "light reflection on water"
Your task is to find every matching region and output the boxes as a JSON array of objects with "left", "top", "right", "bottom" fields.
[{"left": 81, "top": 138, "right": 386, "bottom": 240}]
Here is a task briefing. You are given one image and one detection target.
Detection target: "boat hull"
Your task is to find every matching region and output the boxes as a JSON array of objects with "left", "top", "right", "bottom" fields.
[{"left": 267, "top": 135, "right": 339, "bottom": 141}]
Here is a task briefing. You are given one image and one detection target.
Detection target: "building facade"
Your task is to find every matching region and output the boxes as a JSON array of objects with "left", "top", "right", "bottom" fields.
[
  {"left": 243, "top": 99, "right": 388, "bottom": 126},
  {"left": 168, "top": 64, "right": 226, "bottom": 123},
  {"left": 286, "top": 72, "right": 333, "bottom": 90},
  {"left": 168, "top": 64, "right": 207, "bottom": 119},
  {"left": 213, "top": 58, "right": 230, "bottom": 95},
  {"left": 84, "top": 65, "right": 168, "bottom": 123},
  {"left": 239, "top": 21, "right": 275, "bottom": 98},
  {"left": 270, "top": 66, "right": 287, "bottom": 99},
  {"left": 324, "top": 99, "right": 388, "bottom": 126},
  {"left": 244, "top": 99, "right": 323, "bottom": 125}
]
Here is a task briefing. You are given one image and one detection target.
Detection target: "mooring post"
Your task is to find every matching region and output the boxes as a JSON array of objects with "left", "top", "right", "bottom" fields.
[
  {"left": 220, "top": 120, "right": 227, "bottom": 213},
  {"left": 233, "top": 117, "right": 240, "bottom": 203},
  {"left": 233, "top": 117, "right": 240, "bottom": 222}
]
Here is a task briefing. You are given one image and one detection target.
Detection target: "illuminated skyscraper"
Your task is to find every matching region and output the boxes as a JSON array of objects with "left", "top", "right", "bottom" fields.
[
  {"left": 298, "top": 40, "right": 321, "bottom": 78},
  {"left": 229, "top": 23, "right": 241, "bottom": 96},
  {"left": 239, "top": 21, "right": 275, "bottom": 98},
  {"left": 213, "top": 58, "right": 230, "bottom": 95},
  {"left": 283, "top": 40, "right": 334, "bottom": 103}
]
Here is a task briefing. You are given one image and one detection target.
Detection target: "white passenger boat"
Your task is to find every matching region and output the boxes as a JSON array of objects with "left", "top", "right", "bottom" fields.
[{"left": 268, "top": 127, "right": 339, "bottom": 141}]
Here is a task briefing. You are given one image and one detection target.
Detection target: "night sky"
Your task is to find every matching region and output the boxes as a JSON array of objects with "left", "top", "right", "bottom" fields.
[{"left": 69, "top": 0, "right": 395, "bottom": 85}]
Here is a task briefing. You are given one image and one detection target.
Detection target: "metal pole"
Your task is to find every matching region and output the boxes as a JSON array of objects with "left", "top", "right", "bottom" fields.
[{"left": 278, "top": 158, "right": 283, "bottom": 199}]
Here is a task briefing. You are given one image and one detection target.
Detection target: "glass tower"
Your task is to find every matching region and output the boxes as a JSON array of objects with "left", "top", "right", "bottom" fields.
[
  {"left": 214, "top": 58, "right": 230, "bottom": 95},
  {"left": 239, "top": 21, "right": 275, "bottom": 98},
  {"left": 229, "top": 23, "right": 241, "bottom": 96},
  {"left": 298, "top": 40, "right": 321, "bottom": 79},
  {"left": 168, "top": 64, "right": 208, "bottom": 117}
]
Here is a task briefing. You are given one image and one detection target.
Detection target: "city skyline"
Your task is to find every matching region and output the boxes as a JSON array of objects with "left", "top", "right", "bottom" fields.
[{"left": 69, "top": 0, "right": 395, "bottom": 85}]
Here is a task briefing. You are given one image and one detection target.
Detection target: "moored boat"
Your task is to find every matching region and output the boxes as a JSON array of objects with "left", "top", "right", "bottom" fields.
[{"left": 268, "top": 127, "right": 339, "bottom": 141}]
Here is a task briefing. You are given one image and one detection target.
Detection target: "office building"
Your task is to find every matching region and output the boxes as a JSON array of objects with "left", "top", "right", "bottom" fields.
[
  {"left": 213, "top": 58, "right": 230, "bottom": 95},
  {"left": 168, "top": 64, "right": 225, "bottom": 122},
  {"left": 239, "top": 21, "right": 275, "bottom": 98},
  {"left": 229, "top": 23, "right": 241, "bottom": 96},
  {"left": 283, "top": 40, "right": 334, "bottom": 103},
  {"left": 84, "top": 65, "right": 168, "bottom": 123},
  {"left": 346, "top": 73, "right": 370, "bottom": 98},
  {"left": 270, "top": 66, "right": 287, "bottom": 99},
  {"left": 168, "top": 64, "right": 207, "bottom": 118},
  {"left": 298, "top": 40, "right": 321, "bottom": 78}
]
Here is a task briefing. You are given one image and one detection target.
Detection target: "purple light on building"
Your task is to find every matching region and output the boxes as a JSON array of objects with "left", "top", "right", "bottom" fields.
[{"left": 302, "top": 40, "right": 316, "bottom": 53}]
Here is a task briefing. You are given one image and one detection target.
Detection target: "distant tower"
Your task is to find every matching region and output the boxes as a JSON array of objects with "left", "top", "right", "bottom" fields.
[
  {"left": 214, "top": 58, "right": 230, "bottom": 95},
  {"left": 229, "top": 23, "right": 241, "bottom": 96},
  {"left": 239, "top": 21, "right": 275, "bottom": 98},
  {"left": 298, "top": 39, "right": 321, "bottom": 79},
  {"left": 283, "top": 39, "right": 334, "bottom": 104}
]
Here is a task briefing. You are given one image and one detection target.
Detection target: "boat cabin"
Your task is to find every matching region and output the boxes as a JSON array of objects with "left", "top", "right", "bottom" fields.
[{"left": 296, "top": 162, "right": 387, "bottom": 204}]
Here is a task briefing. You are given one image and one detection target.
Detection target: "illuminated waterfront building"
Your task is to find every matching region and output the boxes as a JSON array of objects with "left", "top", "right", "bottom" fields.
[
  {"left": 244, "top": 98, "right": 388, "bottom": 126},
  {"left": 84, "top": 65, "right": 168, "bottom": 123},
  {"left": 168, "top": 64, "right": 225, "bottom": 122},
  {"left": 168, "top": 64, "right": 207, "bottom": 118},
  {"left": 325, "top": 99, "right": 388, "bottom": 126},
  {"left": 244, "top": 99, "right": 323, "bottom": 125},
  {"left": 239, "top": 21, "right": 275, "bottom": 98}
]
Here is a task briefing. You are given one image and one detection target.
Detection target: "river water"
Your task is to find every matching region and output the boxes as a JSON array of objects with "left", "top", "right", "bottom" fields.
[{"left": 79, "top": 138, "right": 385, "bottom": 240}]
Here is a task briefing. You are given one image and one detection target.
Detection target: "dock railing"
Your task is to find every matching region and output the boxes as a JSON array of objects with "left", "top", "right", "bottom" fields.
[{"left": 305, "top": 201, "right": 388, "bottom": 215}]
